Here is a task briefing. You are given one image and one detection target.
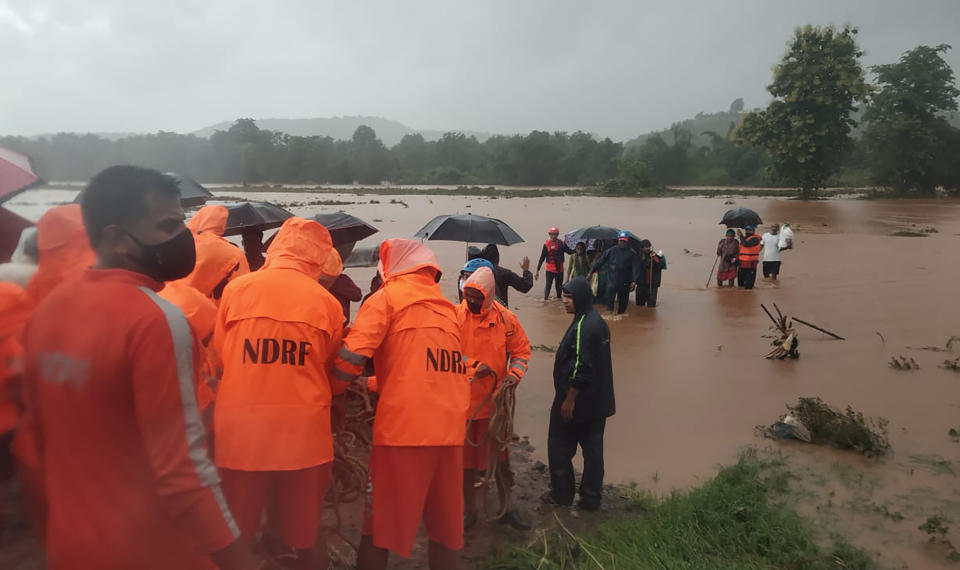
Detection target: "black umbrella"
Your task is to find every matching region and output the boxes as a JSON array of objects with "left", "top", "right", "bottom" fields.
[
  {"left": 720, "top": 207, "right": 762, "bottom": 228},
  {"left": 414, "top": 213, "right": 524, "bottom": 246},
  {"left": 564, "top": 225, "right": 641, "bottom": 250},
  {"left": 223, "top": 201, "right": 294, "bottom": 236},
  {"left": 164, "top": 173, "right": 213, "bottom": 207},
  {"left": 312, "top": 211, "right": 378, "bottom": 246}
]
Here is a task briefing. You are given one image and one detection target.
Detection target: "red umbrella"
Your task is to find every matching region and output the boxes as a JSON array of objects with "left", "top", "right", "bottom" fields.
[
  {"left": 0, "top": 146, "right": 41, "bottom": 203},
  {"left": 0, "top": 206, "right": 34, "bottom": 263}
]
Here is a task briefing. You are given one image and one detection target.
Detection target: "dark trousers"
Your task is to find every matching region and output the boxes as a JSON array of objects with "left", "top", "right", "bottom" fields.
[
  {"left": 547, "top": 409, "right": 606, "bottom": 509},
  {"left": 762, "top": 261, "right": 781, "bottom": 278},
  {"left": 738, "top": 267, "right": 757, "bottom": 289},
  {"left": 544, "top": 270, "right": 563, "bottom": 299},
  {"left": 605, "top": 282, "right": 630, "bottom": 313},
  {"left": 635, "top": 284, "right": 659, "bottom": 307}
]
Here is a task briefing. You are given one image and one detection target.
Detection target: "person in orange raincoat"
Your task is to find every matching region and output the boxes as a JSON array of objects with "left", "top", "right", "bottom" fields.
[
  {"left": 457, "top": 265, "right": 531, "bottom": 531},
  {"left": 162, "top": 231, "right": 248, "bottom": 416},
  {"left": 159, "top": 282, "right": 219, "bottom": 415},
  {"left": 188, "top": 204, "right": 250, "bottom": 275},
  {"left": 214, "top": 216, "right": 345, "bottom": 570},
  {"left": 25, "top": 204, "right": 96, "bottom": 304},
  {"left": 332, "top": 239, "right": 469, "bottom": 570},
  {"left": 0, "top": 283, "right": 32, "bottom": 529},
  {"left": 21, "top": 166, "right": 255, "bottom": 569}
]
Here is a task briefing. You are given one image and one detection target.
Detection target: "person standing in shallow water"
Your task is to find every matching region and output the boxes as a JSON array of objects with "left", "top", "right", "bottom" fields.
[
  {"left": 760, "top": 224, "right": 783, "bottom": 280},
  {"left": 736, "top": 225, "right": 761, "bottom": 289},
  {"left": 546, "top": 277, "right": 615, "bottom": 511},
  {"left": 716, "top": 229, "right": 739, "bottom": 287},
  {"left": 634, "top": 239, "right": 666, "bottom": 308},
  {"left": 536, "top": 227, "right": 573, "bottom": 300},
  {"left": 565, "top": 241, "right": 592, "bottom": 282},
  {"left": 589, "top": 232, "right": 638, "bottom": 315}
]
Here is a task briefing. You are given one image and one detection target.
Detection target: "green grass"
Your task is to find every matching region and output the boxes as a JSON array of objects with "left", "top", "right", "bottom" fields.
[{"left": 484, "top": 450, "right": 875, "bottom": 569}]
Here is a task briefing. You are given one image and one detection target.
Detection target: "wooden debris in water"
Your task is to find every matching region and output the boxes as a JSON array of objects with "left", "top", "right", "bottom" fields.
[
  {"left": 792, "top": 316, "right": 845, "bottom": 340},
  {"left": 889, "top": 355, "right": 920, "bottom": 370},
  {"left": 760, "top": 303, "right": 799, "bottom": 359},
  {"left": 943, "top": 356, "right": 960, "bottom": 372}
]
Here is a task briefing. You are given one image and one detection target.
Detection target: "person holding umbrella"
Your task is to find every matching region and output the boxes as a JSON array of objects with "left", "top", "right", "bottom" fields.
[
  {"left": 736, "top": 225, "right": 762, "bottom": 289},
  {"left": 535, "top": 227, "right": 573, "bottom": 300},
  {"left": 589, "top": 231, "right": 639, "bottom": 315}
]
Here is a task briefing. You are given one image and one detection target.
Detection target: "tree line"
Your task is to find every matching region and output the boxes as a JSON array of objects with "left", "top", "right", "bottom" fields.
[{"left": 2, "top": 26, "right": 958, "bottom": 196}]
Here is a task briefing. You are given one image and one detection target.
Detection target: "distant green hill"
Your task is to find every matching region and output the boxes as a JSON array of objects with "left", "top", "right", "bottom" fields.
[
  {"left": 624, "top": 99, "right": 746, "bottom": 152},
  {"left": 192, "top": 115, "right": 492, "bottom": 146}
]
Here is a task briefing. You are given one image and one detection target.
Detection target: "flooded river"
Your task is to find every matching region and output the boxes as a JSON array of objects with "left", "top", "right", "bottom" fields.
[{"left": 7, "top": 189, "right": 960, "bottom": 567}]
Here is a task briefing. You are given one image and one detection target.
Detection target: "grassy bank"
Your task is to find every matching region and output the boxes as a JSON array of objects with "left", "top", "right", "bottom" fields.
[{"left": 485, "top": 449, "right": 874, "bottom": 569}]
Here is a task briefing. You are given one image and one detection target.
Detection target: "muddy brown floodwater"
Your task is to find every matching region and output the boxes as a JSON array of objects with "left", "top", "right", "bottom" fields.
[{"left": 6, "top": 191, "right": 960, "bottom": 568}]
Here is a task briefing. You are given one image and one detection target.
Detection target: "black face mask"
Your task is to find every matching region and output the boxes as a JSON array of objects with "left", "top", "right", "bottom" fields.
[{"left": 126, "top": 227, "right": 197, "bottom": 282}]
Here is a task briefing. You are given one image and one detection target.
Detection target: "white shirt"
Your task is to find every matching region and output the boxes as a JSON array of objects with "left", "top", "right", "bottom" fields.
[{"left": 761, "top": 233, "right": 781, "bottom": 262}]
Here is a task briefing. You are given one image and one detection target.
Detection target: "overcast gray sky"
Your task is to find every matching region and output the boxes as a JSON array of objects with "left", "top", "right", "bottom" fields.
[{"left": 1, "top": 0, "right": 958, "bottom": 141}]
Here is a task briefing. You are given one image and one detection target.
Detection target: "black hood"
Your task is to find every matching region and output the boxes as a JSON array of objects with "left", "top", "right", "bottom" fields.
[
  {"left": 563, "top": 277, "right": 593, "bottom": 314},
  {"left": 482, "top": 243, "right": 500, "bottom": 266},
  {"left": 467, "top": 245, "right": 483, "bottom": 260}
]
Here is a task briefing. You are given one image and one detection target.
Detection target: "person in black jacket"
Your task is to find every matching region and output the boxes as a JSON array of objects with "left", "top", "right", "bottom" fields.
[
  {"left": 481, "top": 243, "right": 533, "bottom": 308},
  {"left": 634, "top": 239, "right": 667, "bottom": 308},
  {"left": 546, "top": 277, "right": 615, "bottom": 511},
  {"left": 589, "top": 232, "right": 638, "bottom": 314}
]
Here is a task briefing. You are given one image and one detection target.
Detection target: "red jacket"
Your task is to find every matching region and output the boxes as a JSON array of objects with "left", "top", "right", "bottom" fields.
[{"left": 22, "top": 268, "right": 239, "bottom": 569}]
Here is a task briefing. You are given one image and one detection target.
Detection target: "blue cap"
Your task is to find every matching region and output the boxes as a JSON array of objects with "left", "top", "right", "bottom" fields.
[
  {"left": 463, "top": 258, "right": 494, "bottom": 274},
  {"left": 617, "top": 231, "right": 629, "bottom": 240}
]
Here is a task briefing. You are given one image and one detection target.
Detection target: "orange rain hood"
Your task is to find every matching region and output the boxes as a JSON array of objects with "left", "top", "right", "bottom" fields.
[
  {"left": 26, "top": 204, "right": 96, "bottom": 303},
  {"left": 378, "top": 239, "right": 440, "bottom": 282},
  {"left": 463, "top": 266, "right": 495, "bottom": 314},
  {"left": 176, "top": 233, "right": 244, "bottom": 297},
  {"left": 263, "top": 217, "right": 334, "bottom": 281},
  {"left": 186, "top": 205, "right": 228, "bottom": 236}
]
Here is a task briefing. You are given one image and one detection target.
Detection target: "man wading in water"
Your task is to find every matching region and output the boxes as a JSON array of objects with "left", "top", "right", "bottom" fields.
[{"left": 545, "top": 277, "right": 615, "bottom": 511}]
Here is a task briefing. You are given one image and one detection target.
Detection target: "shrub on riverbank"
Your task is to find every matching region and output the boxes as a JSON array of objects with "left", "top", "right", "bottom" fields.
[{"left": 486, "top": 450, "right": 874, "bottom": 569}]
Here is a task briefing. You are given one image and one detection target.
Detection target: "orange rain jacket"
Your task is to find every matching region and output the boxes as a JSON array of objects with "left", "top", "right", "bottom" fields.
[
  {"left": 0, "top": 282, "right": 32, "bottom": 434},
  {"left": 214, "top": 217, "right": 345, "bottom": 471},
  {"left": 162, "top": 231, "right": 246, "bottom": 412},
  {"left": 21, "top": 268, "right": 239, "bottom": 568},
  {"left": 458, "top": 267, "right": 531, "bottom": 420},
  {"left": 26, "top": 204, "right": 96, "bottom": 304},
  {"left": 187, "top": 205, "right": 250, "bottom": 276},
  {"left": 333, "top": 239, "right": 469, "bottom": 446},
  {"left": 160, "top": 282, "right": 219, "bottom": 411}
]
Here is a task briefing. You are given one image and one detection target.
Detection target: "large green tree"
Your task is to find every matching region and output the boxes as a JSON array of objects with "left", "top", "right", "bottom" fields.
[
  {"left": 862, "top": 44, "right": 960, "bottom": 194},
  {"left": 735, "top": 25, "right": 869, "bottom": 197}
]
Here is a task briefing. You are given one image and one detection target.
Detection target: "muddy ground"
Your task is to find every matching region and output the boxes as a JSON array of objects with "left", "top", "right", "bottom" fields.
[{"left": 4, "top": 190, "right": 960, "bottom": 568}]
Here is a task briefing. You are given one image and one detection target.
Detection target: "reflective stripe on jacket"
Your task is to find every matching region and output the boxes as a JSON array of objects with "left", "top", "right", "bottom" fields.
[
  {"left": 458, "top": 267, "right": 531, "bottom": 419},
  {"left": 22, "top": 268, "right": 238, "bottom": 567}
]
